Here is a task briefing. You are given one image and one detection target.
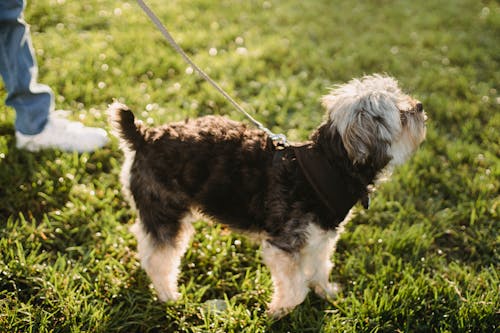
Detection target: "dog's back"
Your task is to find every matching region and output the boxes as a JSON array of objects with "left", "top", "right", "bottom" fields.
[{"left": 108, "top": 103, "right": 276, "bottom": 241}]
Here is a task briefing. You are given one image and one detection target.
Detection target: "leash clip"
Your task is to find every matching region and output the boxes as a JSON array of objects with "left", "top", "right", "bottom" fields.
[{"left": 269, "top": 133, "right": 289, "bottom": 149}]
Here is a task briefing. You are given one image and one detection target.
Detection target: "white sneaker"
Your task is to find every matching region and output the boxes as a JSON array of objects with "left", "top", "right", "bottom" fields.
[{"left": 16, "top": 115, "right": 108, "bottom": 153}]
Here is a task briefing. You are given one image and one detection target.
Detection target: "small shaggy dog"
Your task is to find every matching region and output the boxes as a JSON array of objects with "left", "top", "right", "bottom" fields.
[{"left": 109, "top": 74, "right": 427, "bottom": 318}]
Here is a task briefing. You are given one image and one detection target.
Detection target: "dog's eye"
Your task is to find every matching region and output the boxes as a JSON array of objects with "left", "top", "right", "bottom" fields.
[{"left": 399, "top": 111, "right": 408, "bottom": 125}]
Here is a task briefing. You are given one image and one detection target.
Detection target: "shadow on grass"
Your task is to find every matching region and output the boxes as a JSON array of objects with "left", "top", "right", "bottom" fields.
[
  {"left": 0, "top": 130, "right": 72, "bottom": 223},
  {"left": 102, "top": 268, "right": 184, "bottom": 333},
  {"left": 269, "top": 296, "right": 333, "bottom": 332},
  {"left": 100, "top": 260, "right": 334, "bottom": 332}
]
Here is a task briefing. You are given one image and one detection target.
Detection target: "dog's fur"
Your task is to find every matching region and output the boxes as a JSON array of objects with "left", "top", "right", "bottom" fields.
[{"left": 109, "top": 74, "right": 427, "bottom": 318}]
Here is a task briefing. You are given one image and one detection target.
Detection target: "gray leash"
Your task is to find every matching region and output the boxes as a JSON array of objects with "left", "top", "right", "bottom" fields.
[{"left": 136, "top": 0, "right": 289, "bottom": 146}]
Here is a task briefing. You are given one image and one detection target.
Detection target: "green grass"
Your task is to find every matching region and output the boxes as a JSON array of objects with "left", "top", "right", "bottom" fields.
[{"left": 0, "top": 0, "right": 499, "bottom": 332}]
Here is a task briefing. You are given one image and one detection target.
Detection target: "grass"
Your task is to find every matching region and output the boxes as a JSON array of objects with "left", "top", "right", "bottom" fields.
[{"left": 0, "top": 0, "right": 498, "bottom": 332}]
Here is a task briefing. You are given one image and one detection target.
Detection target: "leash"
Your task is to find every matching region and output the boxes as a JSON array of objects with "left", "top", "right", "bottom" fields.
[{"left": 136, "top": 0, "right": 289, "bottom": 147}]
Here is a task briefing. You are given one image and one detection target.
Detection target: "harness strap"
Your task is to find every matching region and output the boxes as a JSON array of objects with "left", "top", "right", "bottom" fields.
[{"left": 293, "top": 144, "right": 369, "bottom": 222}]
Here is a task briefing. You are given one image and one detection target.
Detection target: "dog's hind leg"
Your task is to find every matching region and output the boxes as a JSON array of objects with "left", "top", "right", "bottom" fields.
[
  {"left": 262, "top": 241, "right": 310, "bottom": 318},
  {"left": 131, "top": 214, "right": 194, "bottom": 302}
]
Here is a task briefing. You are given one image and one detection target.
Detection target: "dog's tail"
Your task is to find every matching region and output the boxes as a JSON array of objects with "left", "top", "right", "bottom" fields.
[{"left": 107, "top": 102, "right": 145, "bottom": 151}]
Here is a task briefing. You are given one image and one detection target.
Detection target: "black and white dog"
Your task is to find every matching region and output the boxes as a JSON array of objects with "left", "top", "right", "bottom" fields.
[{"left": 109, "top": 74, "right": 427, "bottom": 318}]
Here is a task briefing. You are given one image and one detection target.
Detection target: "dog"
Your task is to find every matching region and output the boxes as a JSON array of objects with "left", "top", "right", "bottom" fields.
[{"left": 108, "top": 74, "right": 427, "bottom": 318}]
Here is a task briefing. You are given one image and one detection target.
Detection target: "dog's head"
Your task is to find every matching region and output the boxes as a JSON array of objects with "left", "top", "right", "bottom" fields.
[{"left": 321, "top": 74, "right": 427, "bottom": 167}]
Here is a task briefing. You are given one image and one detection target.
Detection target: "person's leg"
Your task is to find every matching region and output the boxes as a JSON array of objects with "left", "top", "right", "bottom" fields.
[
  {"left": 0, "top": 0, "right": 52, "bottom": 135},
  {"left": 0, "top": 1, "right": 108, "bottom": 152}
]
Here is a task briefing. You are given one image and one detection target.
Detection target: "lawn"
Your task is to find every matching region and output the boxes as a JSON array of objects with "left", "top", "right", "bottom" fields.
[{"left": 0, "top": 0, "right": 499, "bottom": 332}]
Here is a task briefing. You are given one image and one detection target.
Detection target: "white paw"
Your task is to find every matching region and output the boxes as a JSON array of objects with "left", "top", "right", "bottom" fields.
[
  {"left": 156, "top": 288, "right": 181, "bottom": 302},
  {"left": 313, "top": 282, "right": 341, "bottom": 300},
  {"left": 267, "top": 304, "right": 294, "bottom": 320}
]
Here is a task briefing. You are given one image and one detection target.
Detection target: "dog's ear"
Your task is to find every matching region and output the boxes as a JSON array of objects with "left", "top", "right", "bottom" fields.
[
  {"left": 341, "top": 107, "right": 392, "bottom": 166},
  {"left": 323, "top": 91, "right": 401, "bottom": 167}
]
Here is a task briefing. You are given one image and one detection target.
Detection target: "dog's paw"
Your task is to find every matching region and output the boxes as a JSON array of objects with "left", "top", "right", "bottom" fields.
[
  {"left": 267, "top": 305, "right": 293, "bottom": 320},
  {"left": 157, "top": 290, "right": 181, "bottom": 303},
  {"left": 313, "top": 282, "right": 341, "bottom": 300}
]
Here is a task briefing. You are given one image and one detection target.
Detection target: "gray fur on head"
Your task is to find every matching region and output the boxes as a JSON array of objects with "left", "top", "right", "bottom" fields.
[{"left": 322, "top": 75, "right": 424, "bottom": 166}]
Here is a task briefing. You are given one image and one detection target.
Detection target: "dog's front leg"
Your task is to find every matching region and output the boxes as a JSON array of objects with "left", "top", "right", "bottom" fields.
[
  {"left": 300, "top": 224, "right": 340, "bottom": 300},
  {"left": 262, "top": 241, "right": 310, "bottom": 318}
]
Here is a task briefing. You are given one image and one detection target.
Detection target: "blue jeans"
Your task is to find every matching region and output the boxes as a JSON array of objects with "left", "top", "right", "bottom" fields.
[{"left": 0, "top": 0, "right": 53, "bottom": 135}]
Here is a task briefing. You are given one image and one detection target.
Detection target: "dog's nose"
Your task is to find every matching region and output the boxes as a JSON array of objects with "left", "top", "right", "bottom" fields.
[{"left": 416, "top": 102, "right": 423, "bottom": 113}]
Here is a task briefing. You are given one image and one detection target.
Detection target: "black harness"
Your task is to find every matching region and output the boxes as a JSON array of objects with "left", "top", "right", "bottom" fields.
[{"left": 273, "top": 143, "right": 369, "bottom": 224}]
